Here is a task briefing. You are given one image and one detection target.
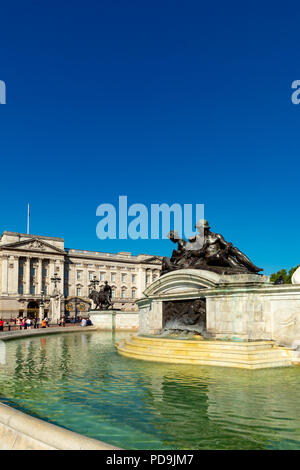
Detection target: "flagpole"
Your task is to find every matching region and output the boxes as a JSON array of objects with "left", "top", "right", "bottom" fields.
[{"left": 27, "top": 203, "right": 30, "bottom": 234}]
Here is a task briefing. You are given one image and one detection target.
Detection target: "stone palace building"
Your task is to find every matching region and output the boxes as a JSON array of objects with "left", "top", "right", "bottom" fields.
[{"left": 0, "top": 231, "right": 162, "bottom": 321}]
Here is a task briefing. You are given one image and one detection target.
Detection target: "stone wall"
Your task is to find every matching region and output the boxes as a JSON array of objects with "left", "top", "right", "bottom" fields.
[
  {"left": 137, "top": 269, "right": 300, "bottom": 347},
  {"left": 89, "top": 310, "right": 139, "bottom": 331}
]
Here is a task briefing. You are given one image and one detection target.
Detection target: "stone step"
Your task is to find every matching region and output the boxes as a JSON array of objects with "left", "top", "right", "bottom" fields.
[
  {"left": 121, "top": 340, "right": 290, "bottom": 361},
  {"left": 123, "top": 342, "right": 286, "bottom": 357},
  {"left": 118, "top": 347, "right": 291, "bottom": 369},
  {"left": 116, "top": 335, "right": 293, "bottom": 369},
  {"left": 129, "top": 335, "right": 276, "bottom": 351},
  {"left": 117, "top": 344, "right": 292, "bottom": 369}
]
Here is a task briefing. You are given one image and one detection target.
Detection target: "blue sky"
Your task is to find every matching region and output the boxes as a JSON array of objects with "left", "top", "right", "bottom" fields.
[{"left": 1, "top": 0, "right": 300, "bottom": 275}]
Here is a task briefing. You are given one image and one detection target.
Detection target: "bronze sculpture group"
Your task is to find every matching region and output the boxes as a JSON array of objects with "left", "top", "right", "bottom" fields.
[
  {"left": 89, "top": 280, "right": 113, "bottom": 310},
  {"left": 162, "top": 220, "right": 262, "bottom": 275},
  {"left": 88, "top": 220, "right": 262, "bottom": 313}
]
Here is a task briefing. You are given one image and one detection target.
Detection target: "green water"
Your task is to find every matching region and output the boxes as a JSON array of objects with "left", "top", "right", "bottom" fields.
[{"left": 0, "top": 331, "right": 300, "bottom": 450}]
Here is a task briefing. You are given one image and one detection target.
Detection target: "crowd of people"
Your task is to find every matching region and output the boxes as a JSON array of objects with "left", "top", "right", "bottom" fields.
[
  {"left": 56, "top": 316, "right": 92, "bottom": 327},
  {"left": 0, "top": 315, "right": 92, "bottom": 332}
]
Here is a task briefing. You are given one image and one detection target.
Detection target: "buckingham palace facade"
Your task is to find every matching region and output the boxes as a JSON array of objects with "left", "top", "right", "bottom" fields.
[{"left": 0, "top": 231, "right": 162, "bottom": 320}]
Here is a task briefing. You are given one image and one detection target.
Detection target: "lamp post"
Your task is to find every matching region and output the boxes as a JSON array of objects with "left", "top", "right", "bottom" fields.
[
  {"left": 39, "top": 289, "right": 45, "bottom": 325},
  {"left": 89, "top": 275, "right": 99, "bottom": 312},
  {"left": 90, "top": 275, "right": 99, "bottom": 290}
]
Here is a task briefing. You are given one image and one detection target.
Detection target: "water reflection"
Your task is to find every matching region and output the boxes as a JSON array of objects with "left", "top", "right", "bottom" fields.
[{"left": 0, "top": 331, "right": 300, "bottom": 449}]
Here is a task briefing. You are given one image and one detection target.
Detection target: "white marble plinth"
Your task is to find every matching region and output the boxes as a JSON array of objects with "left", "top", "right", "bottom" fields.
[
  {"left": 89, "top": 310, "right": 139, "bottom": 331},
  {"left": 137, "top": 269, "right": 300, "bottom": 347}
]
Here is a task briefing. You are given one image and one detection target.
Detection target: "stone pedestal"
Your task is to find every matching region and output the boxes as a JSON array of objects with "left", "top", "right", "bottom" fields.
[
  {"left": 89, "top": 309, "right": 139, "bottom": 331},
  {"left": 50, "top": 294, "right": 62, "bottom": 323},
  {"left": 136, "top": 269, "right": 300, "bottom": 347}
]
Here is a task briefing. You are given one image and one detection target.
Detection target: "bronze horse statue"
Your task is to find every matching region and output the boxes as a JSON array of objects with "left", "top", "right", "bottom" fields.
[{"left": 89, "top": 288, "right": 113, "bottom": 310}]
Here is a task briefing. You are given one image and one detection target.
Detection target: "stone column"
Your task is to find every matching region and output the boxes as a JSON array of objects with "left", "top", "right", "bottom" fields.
[
  {"left": 138, "top": 267, "right": 146, "bottom": 298},
  {"left": 59, "top": 260, "right": 64, "bottom": 296},
  {"left": 37, "top": 258, "right": 42, "bottom": 296},
  {"left": 83, "top": 264, "right": 88, "bottom": 298},
  {"left": 1, "top": 255, "right": 8, "bottom": 295},
  {"left": 69, "top": 265, "right": 75, "bottom": 297},
  {"left": 49, "top": 259, "right": 55, "bottom": 295},
  {"left": 12, "top": 256, "right": 19, "bottom": 294},
  {"left": 25, "top": 257, "right": 31, "bottom": 295},
  {"left": 150, "top": 300, "right": 163, "bottom": 334}
]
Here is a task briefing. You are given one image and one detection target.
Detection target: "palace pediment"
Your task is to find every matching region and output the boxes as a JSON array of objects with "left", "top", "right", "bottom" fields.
[{"left": 0, "top": 237, "right": 66, "bottom": 256}]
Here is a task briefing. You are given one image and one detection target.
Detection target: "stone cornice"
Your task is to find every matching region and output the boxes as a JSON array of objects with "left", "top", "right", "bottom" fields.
[
  {"left": 0, "top": 238, "right": 66, "bottom": 256},
  {"left": 1, "top": 231, "right": 64, "bottom": 242},
  {"left": 65, "top": 252, "right": 162, "bottom": 267}
]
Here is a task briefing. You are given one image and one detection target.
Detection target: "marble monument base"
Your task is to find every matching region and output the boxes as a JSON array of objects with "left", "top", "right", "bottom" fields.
[
  {"left": 135, "top": 269, "right": 300, "bottom": 348},
  {"left": 89, "top": 309, "right": 139, "bottom": 331},
  {"left": 115, "top": 268, "right": 300, "bottom": 369}
]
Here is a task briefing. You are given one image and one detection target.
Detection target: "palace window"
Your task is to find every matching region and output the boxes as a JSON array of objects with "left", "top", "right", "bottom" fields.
[
  {"left": 121, "top": 273, "right": 127, "bottom": 282},
  {"left": 121, "top": 288, "right": 126, "bottom": 298},
  {"left": 132, "top": 274, "right": 136, "bottom": 283},
  {"left": 89, "top": 272, "right": 94, "bottom": 281},
  {"left": 111, "top": 273, "right": 116, "bottom": 282},
  {"left": 100, "top": 272, "right": 105, "bottom": 281},
  {"left": 131, "top": 289, "right": 136, "bottom": 298},
  {"left": 77, "top": 271, "right": 82, "bottom": 281},
  {"left": 111, "top": 288, "right": 116, "bottom": 298},
  {"left": 77, "top": 287, "right": 82, "bottom": 296}
]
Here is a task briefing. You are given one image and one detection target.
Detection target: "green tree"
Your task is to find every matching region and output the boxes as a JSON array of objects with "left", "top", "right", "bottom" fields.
[{"left": 270, "top": 265, "right": 300, "bottom": 284}]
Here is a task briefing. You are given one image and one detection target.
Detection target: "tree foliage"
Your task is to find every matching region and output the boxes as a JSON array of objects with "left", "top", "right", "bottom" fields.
[{"left": 270, "top": 265, "right": 300, "bottom": 284}]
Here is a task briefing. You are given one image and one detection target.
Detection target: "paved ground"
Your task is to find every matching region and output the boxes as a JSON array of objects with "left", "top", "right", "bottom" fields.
[
  {"left": 0, "top": 325, "right": 97, "bottom": 340},
  {"left": 0, "top": 322, "right": 83, "bottom": 332}
]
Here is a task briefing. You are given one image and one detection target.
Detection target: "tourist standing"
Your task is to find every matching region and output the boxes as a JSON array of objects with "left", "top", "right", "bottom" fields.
[
  {"left": 0, "top": 318, "right": 4, "bottom": 331},
  {"left": 41, "top": 318, "right": 47, "bottom": 328}
]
